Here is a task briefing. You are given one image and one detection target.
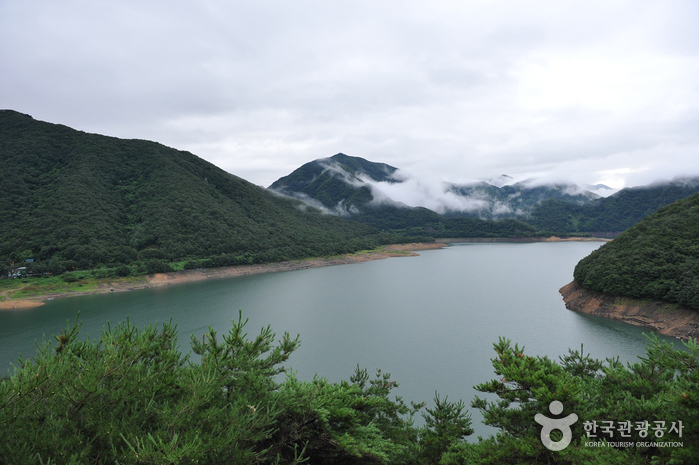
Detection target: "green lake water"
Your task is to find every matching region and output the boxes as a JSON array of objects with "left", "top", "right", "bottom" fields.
[{"left": 0, "top": 242, "right": 680, "bottom": 438}]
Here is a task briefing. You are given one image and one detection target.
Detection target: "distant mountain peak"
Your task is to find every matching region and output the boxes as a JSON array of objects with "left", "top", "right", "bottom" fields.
[
  {"left": 488, "top": 174, "right": 515, "bottom": 187},
  {"left": 323, "top": 153, "right": 399, "bottom": 183},
  {"left": 267, "top": 153, "right": 401, "bottom": 215},
  {"left": 271, "top": 156, "right": 602, "bottom": 219},
  {"left": 585, "top": 183, "right": 617, "bottom": 197}
]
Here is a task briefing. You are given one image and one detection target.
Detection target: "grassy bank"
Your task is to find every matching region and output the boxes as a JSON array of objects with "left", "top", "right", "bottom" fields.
[
  {"left": 0, "top": 243, "right": 444, "bottom": 307},
  {"left": 0, "top": 273, "right": 149, "bottom": 301}
]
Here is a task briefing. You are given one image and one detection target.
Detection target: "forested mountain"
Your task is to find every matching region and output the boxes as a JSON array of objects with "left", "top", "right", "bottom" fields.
[
  {"left": 269, "top": 154, "right": 550, "bottom": 236},
  {"left": 270, "top": 154, "right": 600, "bottom": 221},
  {"left": 530, "top": 178, "right": 699, "bottom": 233},
  {"left": 444, "top": 179, "right": 599, "bottom": 218},
  {"left": 269, "top": 153, "right": 434, "bottom": 222},
  {"left": 269, "top": 153, "right": 399, "bottom": 212},
  {"left": 271, "top": 153, "right": 699, "bottom": 238},
  {"left": 574, "top": 192, "right": 699, "bottom": 309},
  {"left": 0, "top": 111, "right": 400, "bottom": 275}
]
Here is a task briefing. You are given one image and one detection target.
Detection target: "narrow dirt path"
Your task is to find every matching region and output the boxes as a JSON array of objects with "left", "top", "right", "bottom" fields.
[
  {"left": 0, "top": 283, "right": 26, "bottom": 299},
  {"left": 0, "top": 284, "right": 44, "bottom": 309}
]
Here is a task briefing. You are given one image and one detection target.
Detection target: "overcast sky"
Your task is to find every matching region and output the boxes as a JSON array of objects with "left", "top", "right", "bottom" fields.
[{"left": 2, "top": 0, "right": 698, "bottom": 189}]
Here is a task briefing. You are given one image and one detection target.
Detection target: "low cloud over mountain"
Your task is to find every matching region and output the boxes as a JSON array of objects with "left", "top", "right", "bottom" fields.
[{"left": 270, "top": 153, "right": 601, "bottom": 219}]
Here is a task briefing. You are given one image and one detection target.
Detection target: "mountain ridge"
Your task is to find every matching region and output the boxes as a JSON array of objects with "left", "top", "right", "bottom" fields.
[
  {"left": 269, "top": 153, "right": 602, "bottom": 221},
  {"left": 269, "top": 153, "right": 402, "bottom": 216},
  {"left": 0, "top": 111, "right": 402, "bottom": 275},
  {"left": 270, "top": 153, "right": 699, "bottom": 235}
]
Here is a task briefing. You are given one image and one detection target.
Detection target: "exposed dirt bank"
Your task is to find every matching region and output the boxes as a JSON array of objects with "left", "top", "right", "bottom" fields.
[
  {"left": 437, "top": 236, "right": 610, "bottom": 243},
  {"left": 0, "top": 299, "right": 45, "bottom": 309},
  {"left": 560, "top": 281, "right": 699, "bottom": 341},
  {"left": 145, "top": 242, "right": 445, "bottom": 288},
  {"left": 0, "top": 285, "right": 45, "bottom": 308},
  {"left": 0, "top": 243, "right": 445, "bottom": 309}
]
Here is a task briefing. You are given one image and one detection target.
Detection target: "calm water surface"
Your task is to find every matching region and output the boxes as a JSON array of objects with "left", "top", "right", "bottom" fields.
[{"left": 0, "top": 242, "right": 681, "bottom": 438}]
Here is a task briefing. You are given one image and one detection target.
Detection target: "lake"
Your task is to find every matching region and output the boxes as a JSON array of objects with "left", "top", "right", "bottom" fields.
[{"left": 0, "top": 242, "right": 680, "bottom": 438}]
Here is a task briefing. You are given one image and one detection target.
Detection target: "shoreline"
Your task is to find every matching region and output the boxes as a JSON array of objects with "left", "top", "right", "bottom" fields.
[
  {"left": 435, "top": 236, "right": 611, "bottom": 243},
  {"left": 0, "top": 237, "right": 610, "bottom": 309},
  {"left": 0, "top": 243, "right": 445, "bottom": 309},
  {"left": 560, "top": 281, "right": 699, "bottom": 341}
]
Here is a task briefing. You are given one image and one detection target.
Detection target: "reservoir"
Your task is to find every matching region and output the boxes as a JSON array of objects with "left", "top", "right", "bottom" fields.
[{"left": 0, "top": 242, "right": 680, "bottom": 438}]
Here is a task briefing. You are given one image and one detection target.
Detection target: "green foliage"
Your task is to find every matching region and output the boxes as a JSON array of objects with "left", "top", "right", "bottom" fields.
[
  {"left": 144, "top": 259, "right": 172, "bottom": 274},
  {"left": 530, "top": 180, "right": 699, "bottom": 234},
  {"left": 444, "top": 182, "right": 596, "bottom": 221},
  {"left": 270, "top": 366, "right": 423, "bottom": 464},
  {"left": 574, "top": 193, "right": 699, "bottom": 308},
  {"left": 115, "top": 264, "right": 131, "bottom": 277},
  {"left": 443, "top": 336, "right": 698, "bottom": 464},
  {"left": 337, "top": 207, "right": 543, "bottom": 238},
  {"left": 435, "top": 217, "right": 540, "bottom": 238},
  {"left": 1, "top": 313, "right": 697, "bottom": 463},
  {"left": 269, "top": 153, "right": 448, "bottom": 232},
  {"left": 529, "top": 199, "right": 585, "bottom": 233},
  {"left": 269, "top": 154, "right": 595, "bottom": 235},
  {"left": 0, "top": 111, "right": 402, "bottom": 274},
  {"left": 0, "top": 315, "right": 473, "bottom": 464},
  {"left": 0, "top": 314, "right": 300, "bottom": 463},
  {"left": 418, "top": 393, "right": 473, "bottom": 463},
  {"left": 61, "top": 274, "right": 79, "bottom": 283},
  {"left": 352, "top": 205, "right": 444, "bottom": 231},
  {"left": 269, "top": 153, "right": 399, "bottom": 208}
]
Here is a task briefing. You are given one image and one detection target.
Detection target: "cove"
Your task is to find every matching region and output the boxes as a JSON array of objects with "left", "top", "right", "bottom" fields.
[{"left": 0, "top": 242, "right": 680, "bottom": 438}]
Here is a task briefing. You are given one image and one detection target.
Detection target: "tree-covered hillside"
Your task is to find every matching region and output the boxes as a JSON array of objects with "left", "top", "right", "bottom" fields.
[
  {"left": 574, "top": 192, "right": 699, "bottom": 309},
  {"left": 270, "top": 153, "right": 699, "bottom": 237},
  {"left": 446, "top": 181, "right": 598, "bottom": 219},
  {"left": 269, "top": 153, "right": 457, "bottom": 232},
  {"left": 530, "top": 179, "right": 699, "bottom": 234},
  {"left": 0, "top": 111, "right": 401, "bottom": 275},
  {"left": 269, "top": 153, "right": 600, "bottom": 233},
  {"left": 269, "top": 153, "right": 399, "bottom": 212}
]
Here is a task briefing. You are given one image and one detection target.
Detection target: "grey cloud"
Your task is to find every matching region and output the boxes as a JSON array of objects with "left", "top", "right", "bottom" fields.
[{"left": 1, "top": 1, "right": 698, "bottom": 189}]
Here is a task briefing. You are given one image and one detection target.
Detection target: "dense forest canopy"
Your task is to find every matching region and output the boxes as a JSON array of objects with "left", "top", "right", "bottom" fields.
[
  {"left": 574, "top": 193, "right": 699, "bottom": 309},
  {"left": 529, "top": 179, "right": 699, "bottom": 234},
  {"left": 0, "top": 111, "right": 408, "bottom": 276}
]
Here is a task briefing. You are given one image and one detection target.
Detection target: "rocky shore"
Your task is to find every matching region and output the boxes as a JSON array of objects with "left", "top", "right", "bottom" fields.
[{"left": 560, "top": 281, "right": 699, "bottom": 340}]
